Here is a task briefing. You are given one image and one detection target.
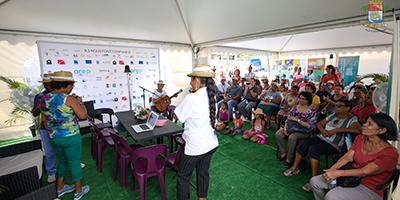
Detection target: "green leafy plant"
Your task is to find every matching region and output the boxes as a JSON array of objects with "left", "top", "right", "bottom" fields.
[
  {"left": 0, "top": 76, "right": 43, "bottom": 125},
  {"left": 360, "top": 73, "right": 389, "bottom": 83}
]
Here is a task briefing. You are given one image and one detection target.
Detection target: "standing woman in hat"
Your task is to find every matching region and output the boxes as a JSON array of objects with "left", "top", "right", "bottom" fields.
[
  {"left": 31, "top": 73, "right": 57, "bottom": 183},
  {"left": 40, "top": 71, "right": 90, "bottom": 199},
  {"left": 174, "top": 64, "right": 219, "bottom": 200}
]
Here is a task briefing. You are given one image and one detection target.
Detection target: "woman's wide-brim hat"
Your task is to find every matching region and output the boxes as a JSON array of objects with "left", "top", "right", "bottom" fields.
[
  {"left": 38, "top": 73, "right": 53, "bottom": 83},
  {"left": 51, "top": 71, "right": 76, "bottom": 82},
  {"left": 271, "top": 82, "right": 279, "bottom": 87},
  {"left": 252, "top": 108, "right": 266, "bottom": 116},
  {"left": 187, "top": 64, "right": 216, "bottom": 78}
]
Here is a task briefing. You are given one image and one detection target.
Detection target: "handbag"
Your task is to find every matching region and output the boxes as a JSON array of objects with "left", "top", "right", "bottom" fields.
[
  {"left": 337, "top": 162, "right": 364, "bottom": 187},
  {"left": 287, "top": 120, "right": 311, "bottom": 134}
]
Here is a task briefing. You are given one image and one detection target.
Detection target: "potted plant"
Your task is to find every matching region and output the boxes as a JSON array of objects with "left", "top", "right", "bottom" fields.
[{"left": 133, "top": 105, "right": 151, "bottom": 120}]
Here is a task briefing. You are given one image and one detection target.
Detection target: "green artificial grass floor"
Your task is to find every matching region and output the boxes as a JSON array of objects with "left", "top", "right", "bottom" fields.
[{"left": 11, "top": 121, "right": 333, "bottom": 200}]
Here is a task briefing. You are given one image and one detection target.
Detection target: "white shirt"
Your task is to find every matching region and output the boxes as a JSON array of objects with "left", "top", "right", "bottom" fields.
[
  {"left": 217, "top": 83, "right": 230, "bottom": 94},
  {"left": 150, "top": 90, "right": 167, "bottom": 106},
  {"left": 308, "top": 74, "right": 315, "bottom": 81},
  {"left": 174, "top": 87, "right": 219, "bottom": 156}
]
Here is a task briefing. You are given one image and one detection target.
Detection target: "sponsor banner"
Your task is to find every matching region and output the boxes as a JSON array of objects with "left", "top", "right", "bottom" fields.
[{"left": 37, "top": 41, "right": 160, "bottom": 111}]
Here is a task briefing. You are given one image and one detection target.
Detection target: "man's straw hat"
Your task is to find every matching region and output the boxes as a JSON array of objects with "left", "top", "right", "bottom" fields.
[
  {"left": 51, "top": 71, "right": 76, "bottom": 82},
  {"left": 38, "top": 73, "right": 53, "bottom": 83}
]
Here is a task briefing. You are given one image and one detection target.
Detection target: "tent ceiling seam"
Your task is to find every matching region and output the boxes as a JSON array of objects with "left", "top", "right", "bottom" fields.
[
  {"left": 0, "top": 0, "right": 14, "bottom": 8},
  {"left": 279, "top": 35, "right": 294, "bottom": 53},
  {"left": 279, "top": 43, "right": 392, "bottom": 54},
  {"left": 173, "top": 0, "right": 194, "bottom": 48},
  {"left": 0, "top": 29, "right": 192, "bottom": 47}
]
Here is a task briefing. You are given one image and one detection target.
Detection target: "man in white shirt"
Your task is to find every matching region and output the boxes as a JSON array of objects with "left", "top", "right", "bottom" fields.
[
  {"left": 217, "top": 76, "right": 230, "bottom": 102},
  {"left": 150, "top": 80, "right": 168, "bottom": 113},
  {"left": 244, "top": 65, "right": 255, "bottom": 82}
]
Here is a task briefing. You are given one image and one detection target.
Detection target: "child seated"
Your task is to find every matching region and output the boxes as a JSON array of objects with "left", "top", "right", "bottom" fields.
[
  {"left": 242, "top": 108, "right": 268, "bottom": 144},
  {"left": 222, "top": 110, "right": 244, "bottom": 137},
  {"left": 215, "top": 101, "right": 230, "bottom": 132}
]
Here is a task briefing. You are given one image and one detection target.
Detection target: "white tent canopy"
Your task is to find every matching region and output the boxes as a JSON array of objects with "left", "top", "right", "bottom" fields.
[{"left": 0, "top": 0, "right": 399, "bottom": 50}]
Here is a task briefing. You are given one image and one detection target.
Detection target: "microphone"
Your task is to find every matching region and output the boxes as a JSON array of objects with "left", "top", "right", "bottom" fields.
[
  {"left": 139, "top": 86, "right": 145, "bottom": 90},
  {"left": 124, "top": 65, "right": 131, "bottom": 73},
  {"left": 38, "top": 93, "right": 44, "bottom": 100},
  {"left": 71, "top": 93, "right": 78, "bottom": 98}
]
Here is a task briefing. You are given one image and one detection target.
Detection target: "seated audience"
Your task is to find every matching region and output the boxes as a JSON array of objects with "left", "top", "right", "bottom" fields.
[
  {"left": 349, "top": 86, "right": 367, "bottom": 107},
  {"left": 351, "top": 91, "right": 377, "bottom": 125},
  {"left": 323, "top": 84, "right": 347, "bottom": 114},
  {"left": 284, "top": 100, "right": 361, "bottom": 193},
  {"left": 319, "top": 65, "right": 340, "bottom": 87},
  {"left": 308, "top": 69, "right": 315, "bottom": 82},
  {"left": 311, "top": 113, "right": 398, "bottom": 200},
  {"left": 238, "top": 78, "right": 259, "bottom": 120},
  {"left": 216, "top": 102, "right": 230, "bottom": 132},
  {"left": 257, "top": 82, "right": 282, "bottom": 129},
  {"left": 277, "top": 86, "right": 299, "bottom": 125},
  {"left": 242, "top": 108, "right": 267, "bottom": 144},
  {"left": 305, "top": 83, "right": 320, "bottom": 111},
  {"left": 223, "top": 110, "right": 244, "bottom": 137},
  {"left": 315, "top": 83, "right": 332, "bottom": 112},
  {"left": 217, "top": 77, "right": 242, "bottom": 119},
  {"left": 255, "top": 79, "right": 263, "bottom": 95},
  {"left": 217, "top": 76, "right": 230, "bottom": 102},
  {"left": 298, "top": 76, "right": 309, "bottom": 91},
  {"left": 293, "top": 67, "right": 304, "bottom": 83},
  {"left": 278, "top": 84, "right": 288, "bottom": 98},
  {"left": 276, "top": 92, "right": 316, "bottom": 168}
]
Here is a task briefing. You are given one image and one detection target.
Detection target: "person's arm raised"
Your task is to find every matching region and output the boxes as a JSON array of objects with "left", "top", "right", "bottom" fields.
[{"left": 65, "top": 95, "right": 87, "bottom": 119}]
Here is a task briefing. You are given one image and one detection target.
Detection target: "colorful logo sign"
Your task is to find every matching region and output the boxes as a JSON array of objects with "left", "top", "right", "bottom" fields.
[
  {"left": 362, "top": 0, "right": 389, "bottom": 29},
  {"left": 74, "top": 66, "right": 94, "bottom": 77}
]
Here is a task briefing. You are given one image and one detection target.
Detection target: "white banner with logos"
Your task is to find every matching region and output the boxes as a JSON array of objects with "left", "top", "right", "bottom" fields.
[{"left": 37, "top": 40, "right": 160, "bottom": 115}]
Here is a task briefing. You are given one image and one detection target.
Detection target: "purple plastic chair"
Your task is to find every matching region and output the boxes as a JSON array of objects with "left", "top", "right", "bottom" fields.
[
  {"left": 131, "top": 144, "right": 167, "bottom": 200},
  {"left": 88, "top": 117, "right": 116, "bottom": 172},
  {"left": 165, "top": 137, "right": 185, "bottom": 170},
  {"left": 110, "top": 132, "right": 145, "bottom": 189},
  {"left": 87, "top": 116, "right": 116, "bottom": 160}
]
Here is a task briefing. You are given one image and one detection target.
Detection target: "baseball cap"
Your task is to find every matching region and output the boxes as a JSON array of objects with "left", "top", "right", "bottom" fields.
[
  {"left": 304, "top": 76, "right": 309, "bottom": 80},
  {"left": 232, "top": 77, "right": 238, "bottom": 81},
  {"left": 322, "top": 83, "right": 331, "bottom": 89},
  {"left": 235, "top": 110, "right": 242, "bottom": 115}
]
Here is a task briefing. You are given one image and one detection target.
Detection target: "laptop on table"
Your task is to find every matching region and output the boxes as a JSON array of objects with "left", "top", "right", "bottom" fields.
[{"left": 131, "top": 111, "right": 159, "bottom": 133}]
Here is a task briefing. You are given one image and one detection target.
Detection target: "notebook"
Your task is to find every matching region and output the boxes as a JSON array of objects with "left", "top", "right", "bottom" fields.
[
  {"left": 131, "top": 111, "right": 159, "bottom": 133},
  {"left": 155, "top": 120, "right": 168, "bottom": 127}
]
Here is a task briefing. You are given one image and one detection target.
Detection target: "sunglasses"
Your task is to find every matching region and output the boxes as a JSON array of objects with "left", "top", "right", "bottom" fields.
[{"left": 334, "top": 104, "right": 345, "bottom": 108}]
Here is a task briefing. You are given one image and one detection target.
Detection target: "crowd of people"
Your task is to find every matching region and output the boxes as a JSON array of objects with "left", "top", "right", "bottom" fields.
[{"left": 215, "top": 64, "right": 398, "bottom": 199}]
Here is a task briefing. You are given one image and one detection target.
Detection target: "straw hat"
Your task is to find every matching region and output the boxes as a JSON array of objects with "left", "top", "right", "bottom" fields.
[
  {"left": 51, "top": 71, "right": 76, "bottom": 82},
  {"left": 232, "top": 77, "right": 239, "bottom": 81},
  {"left": 187, "top": 64, "right": 216, "bottom": 78},
  {"left": 38, "top": 73, "right": 53, "bottom": 83},
  {"left": 271, "top": 82, "right": 279, "bottom": 87},
  {"left": 252, "top": 108, "right": 266, "bottom": 116},
  {"left": 157, "top": 80, "right": 165, "bottom": 85},
  {"left": 221, "top": 76, "right": 226, "bottom": 80}
]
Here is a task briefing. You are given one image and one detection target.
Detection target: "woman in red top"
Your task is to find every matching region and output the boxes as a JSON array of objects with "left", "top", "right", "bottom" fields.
[
  {"left": 319, "top": 65, "right": 340, "bottom": 89},
  {"left": 310, "top": 113, "right": 398, "bottom": 200}
]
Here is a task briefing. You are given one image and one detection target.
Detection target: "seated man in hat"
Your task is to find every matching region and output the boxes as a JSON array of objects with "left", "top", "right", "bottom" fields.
[
  {"left": 238, "top": 77, "right": 259, "bottom": 120},
  {"left": 217, "top": 77, "right": 243, "bottom": 120},
  {"left": 150, "top": 80, "right": 178, "bottom": 114},
  {"left": 217, "top": 76, "right": 230, "bottom": 102}
]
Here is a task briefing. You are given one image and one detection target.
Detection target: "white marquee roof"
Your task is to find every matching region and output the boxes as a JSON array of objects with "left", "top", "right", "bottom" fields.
[{"left": 0, "top": 0, "right": 399, "bottom": 51}]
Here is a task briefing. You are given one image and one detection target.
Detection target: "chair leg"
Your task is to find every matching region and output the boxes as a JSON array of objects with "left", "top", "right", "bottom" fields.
[
  {"left": 158, "top": 170, "right": 167, "bottom": 200},
  {"left": 139, "top": 176, "right": 147, "bottom": 200},
  {"left": 121, "top": 158, "right": 128, "bottom": 189},
  {"left": 114, "top": 153, "right": 119, "bottom": 182},
  {"left": 98, "top": 145, "right": 104, "bottom": 172}
]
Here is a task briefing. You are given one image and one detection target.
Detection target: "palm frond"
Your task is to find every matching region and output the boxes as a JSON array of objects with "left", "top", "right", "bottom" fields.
[
  {"left": 0, "top": 75, "right": 27, "bottom": 90},
  {"left": 360, "top": 73, "right": 389, "bottom": 82},
  {"left": 4, "top": 115, "right": 28, "bottom": 126},
  {"left": 10, "top": 106, "right": 30, "bottom": 116},
  {"left": 0, "top": 98, "right": 10, "bottom": 104}
]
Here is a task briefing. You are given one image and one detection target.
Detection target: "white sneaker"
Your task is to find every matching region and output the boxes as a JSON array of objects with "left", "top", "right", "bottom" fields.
[
  {"left": 47, "top": 174, "right": 56, "bottom": 183},
  {"left": 81, "top": 163, "right": 85, "bottom": 169}
]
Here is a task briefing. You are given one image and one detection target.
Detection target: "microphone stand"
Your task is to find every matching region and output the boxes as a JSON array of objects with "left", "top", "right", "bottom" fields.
[
  {"left": 142, "top": 87, "right": 146, "bottom": 108},
  {"left": 124, "top": 65, "right": 133, "bottom": 111}
]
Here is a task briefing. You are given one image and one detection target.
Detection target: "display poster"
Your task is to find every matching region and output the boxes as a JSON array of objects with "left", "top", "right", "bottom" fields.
[
  {"left": 250, "top": 58, "right": 261, "bottom": 72},
  {"left": 337, "top": 56, "right": 360, "bottom": 86},
  {"left": 307, "top": 58, "right": 326, "bottom": 82},
  {"left": 37, "top": 41, "right": 160, "bottom": 113},
  {"left": 269, "top": 59, "right": 305, "bottom": 81}
]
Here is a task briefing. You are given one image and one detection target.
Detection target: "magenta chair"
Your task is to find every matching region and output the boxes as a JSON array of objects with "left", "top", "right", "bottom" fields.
[
  {"left": 131, "top": 144, "right": 167, "bottom": 200},
  {"left": 88, "top": 117, "right": 116, "bottom": 172},
  {"left": 165, "top": 138, "right": 185, "bottom": 170},
  {"left": 87, "top": 116, "right": 116, "bottom": 160},
  {"left": 110, "top": 132, "right": 145, "bottom": 189}
]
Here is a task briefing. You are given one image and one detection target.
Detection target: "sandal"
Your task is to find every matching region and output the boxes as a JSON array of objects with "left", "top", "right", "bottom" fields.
[
  {"left": 284, "top": 162, "right": 293, "bottom": 168},
  {"left": 277, "top": 155, "right": 286, "bottom": 162},
  {"left": 284, "top": 167, "right": 300, "bottom": 177},
  {"left": 302, "top": 183, "right": 313, "bottom": 192}
]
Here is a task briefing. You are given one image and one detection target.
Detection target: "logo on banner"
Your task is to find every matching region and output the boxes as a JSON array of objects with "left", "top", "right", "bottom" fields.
[
  {"left": 74, "top": 60, "right": 79, "bottom": 64},
  {"left": 55, "top": 52, "right": 60, "bottom": 57},
  {"left": 46, "top": 59, "right": 52, "bottom": 65},
  {"left": 73, "top": 54, "right": 78, "bottom": 57},
  {"left": 96, "top": 76, "right": 102, "bottom": 81},
  {"left": 147, "top": 69, "right": 156, "bottom": 72},
  {"left": 151, "top": 56, "right": 156, "bottom": 58},
  {"left": 119, "top": 60, "right": 124, "bottom": 65},
  {"left": 138, "top": 61, "right": 143, "bottom": 65},
  {"left": 86, "top": 60, "right": 92, "bottom": 64},
  {"left": 105, "top": 75, "right": 110, "bottom": 79},
  {"left": 362, "top": 0, "right": 389, "bottom": 29},
  {"left": 96, "top": 60, "right": 100, "bottom": 64},
  {"left": 74, "top": 66, "right": 94, "bottom": 77},
  {"left": 130, "top": 61, "right": 134, "bottom": 64},
  {"left": 122, "top": 96, "right": 127, "bottom": 101},
  {"left": 57, "top": 60, "right": 65, "bottom": 65},
  {"left": 99, "top": 69, "right": 110, "bottom": 73},
  {"left": 131, "top": 67, "right": 144, "bottom": 74},
  {"left": 130, "top": 56, "right": 134, "bottom": 58},
  {"left": 103, "top": 61, "right": 111, "bottom": 64},
  {"left": 103, "top": 54, "right": 109, "bottom": 57},
  {"left": 113, "top": 61, "right": 117, "bottom": 65}
]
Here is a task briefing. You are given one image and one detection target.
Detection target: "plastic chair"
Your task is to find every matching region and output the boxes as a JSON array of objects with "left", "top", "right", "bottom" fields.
[
  {"left": 376, "top": 168, "right": 399, "bottom": 200},
  {"left": 87, "top": 117, "right": 116, "bottom": 172},
  {"left": 87, "top": 116, "right": 116, "bottom": 160},
  {"left": 89, "top": 108, "right": 114, "bottom": 129},
  {"left": 165, "top": 138, "right": 185, "bottom": 170},
  {"left": 131, "top": 144, "right": 167, "bottom": 200},
  {"left": 110, "top": 132, "right": 144, "bottom": 189}
]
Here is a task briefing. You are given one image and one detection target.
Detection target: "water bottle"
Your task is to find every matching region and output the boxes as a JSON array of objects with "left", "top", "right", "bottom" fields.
[{"left": 328, "top": 179, "right": 337, "bottom": 190}]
